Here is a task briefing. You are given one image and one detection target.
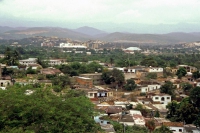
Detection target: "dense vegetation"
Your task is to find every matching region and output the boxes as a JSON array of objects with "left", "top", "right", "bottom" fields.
[
  {"left": 166, "top": 86, "right": 200, "bottom": 127},
  {"left": 0, "top": 84, "right": 99, "bottom": 133}
]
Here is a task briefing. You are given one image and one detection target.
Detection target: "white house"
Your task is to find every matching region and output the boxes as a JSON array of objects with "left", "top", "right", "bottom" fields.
[
  {"left": 19, "top": 58, "right": 37, "bottom": 66},
  {"left": 0, "top": 80, "right": 12, "bottom": 87},
  {"left": 148, "top": 67, "right": 163, "bottom": 73},
  {"left": 151, "top": 93, "right": 171, "bottom": 104},
  {"left": 48, "top": 59, "right": 63, "bottom": 66},
  {"left": 116, "top": 67, "right": 125, "bottom": 73},
  {"left": 141, "top": 84, "right": 161, "bottom": 93},
  {"left": 163, "top": 122, "right": 184, "bottom": 133},
  {"left": 87, "top": 90, "right": 98, "bottom": 99},
  {"left": 196, "top": 82, "right": 200, "bottom": 87}
]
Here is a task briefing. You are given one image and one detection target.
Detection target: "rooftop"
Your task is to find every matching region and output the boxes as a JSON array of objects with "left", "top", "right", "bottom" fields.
[{"left": 163, "top": 122, "right": 184, "bottom": 127}]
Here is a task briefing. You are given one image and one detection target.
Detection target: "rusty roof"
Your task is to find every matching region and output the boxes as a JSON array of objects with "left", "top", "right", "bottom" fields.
[{"left": 163, "top": 122, "right": 184, "bottom": 127}]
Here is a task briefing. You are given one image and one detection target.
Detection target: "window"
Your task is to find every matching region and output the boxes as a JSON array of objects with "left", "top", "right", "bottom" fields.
[
  {"left": 167, "top": 97, "right": 170, "bottom": 99},
  {"left": 155, "top": 97, "right": 159, "bottom": 100},
  {"left": 90, "top": 93, "right": 93, "bottom": 96},
  {"left": 179, "top": 129, "right": 182, "bottom": 132}
]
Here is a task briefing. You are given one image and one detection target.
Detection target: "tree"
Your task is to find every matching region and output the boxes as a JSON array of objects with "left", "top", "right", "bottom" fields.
[
  {"left": 52, "top": 75, "right": 70, "bottom": 92},
  {"left": 37, "top": 58, "right": 49, "bottom": 68},
  {"left": 192, "top": 71, "right": 200, "bottom": 79},
  {"left": 3, "top": 47, "right": 20, "bottom": 65},
  {"left": 102, "top": 70, "right": 113, "bottom": 84},
  {"left": 153, "top": 125, "right": 172, "bottom": 133},
  {"left": 146, "top": 73, "right": 157, "bottom": 79},
  {"left": 124, "top": 79, "right": 137, "bottom": 91},
  {"left": 194, "top": 114, "right": 200, "bottom": 129},
  {"left": 181, "top": 82, "right": 193, "bottom": 93},
  {"left": 0, "top": 85, "right": 99, "bottom": 132},
  {"left": 26, "top": 67, "right": 37, "bottom": 74},
  {"left": 111, "top": 68, "right": 125, "bottom": 87},
  {"left": 140, "top": 57, "right": 157, "bottom": 67},
  {"left": 176, "top": 67, "right": 187, "bottom": 79},
  {"left": 86, "top": 62, "right": 103, "bottom": 73},
  {"left": 110, "top": 57, "right": 114, "bottom": 66},
  {"left": 145, "top": 120, "right": 155, "bottom": 133},
  {"left": 102, "top": 68, "right": 125, "bottom": 87},
  {"left": 160, "top": 81, "right": 176, "bottom": 98},
  {"left": 0, "top": 85, "right": 97, "bottom": 133},
  {"left": 111, "top": 121, "right": 148, "bottom": 133},
  {"left": 178, "top": 102, "right": 198, "bottom": 124},
  {"left": 134, "top": 104, "right": 149, "bottom": 117},
  {"left": 166, "top": 101, "right": 179, "bottom": 119},
  {"left": 190, "top": 86, "right": 200, "bottom": 109},
  {"left": 154, "top": 110, "right": 160, "bottom": 118}
]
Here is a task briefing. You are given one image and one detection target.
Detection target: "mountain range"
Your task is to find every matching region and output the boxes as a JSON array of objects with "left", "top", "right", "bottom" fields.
[{"left": 0, "top": 26, "right": 200, "bottom": 44}]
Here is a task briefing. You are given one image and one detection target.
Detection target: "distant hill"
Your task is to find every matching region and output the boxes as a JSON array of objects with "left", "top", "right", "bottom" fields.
[
  {"left": 97, "top": 32, "right": 200, "bottom": 44},
  {"left": 73, "top": 26, "right": 107, "bottom": 36},
  {"left": 0, "top": 26, "right": 27, "bottom": 33},
  {"left": 1, "top": 27, "right": 92, "bottom": 41},
  {"left": 1, "top": 26, "right": 200, "bottom": 44}
]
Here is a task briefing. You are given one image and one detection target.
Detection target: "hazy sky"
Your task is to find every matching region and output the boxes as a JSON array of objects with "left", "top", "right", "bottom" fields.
[{"left": 0, "top": 0, "right": 200, "bottom": 32}]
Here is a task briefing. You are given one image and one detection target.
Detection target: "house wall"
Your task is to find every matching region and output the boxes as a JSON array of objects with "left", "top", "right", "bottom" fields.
[
  {"left": 127, "top": 68, "right": 136, "bottom": 73},
  {"left": 98, "top": 92, "right": 107, "bottom": 97},
  {"left": 196, "top": 82, "right": 200, "bottom": 87},
  {"left": 148, "top": 68, "right": 163, "bottom": 72},
  {"left": 87, "top": 91, "right": 98, "bottom": 98},
  {"left": 148, "top": 84, "right": 161, "bottom": 91},
  {"left": 107, "top": 92, "right": 114, "bottom": 97},
  {"left": 173, "top": 83, "right": 180, "bottom": 89},
  {"left": 152, "top": 95, "right": 171, "bottom": 104},
  {"left": 116, "top": 68, "right": 125, "bottom": 72},
  {"left": 48, "top": 60, "right": 62, "bottom": 65},
  {"left": 0, "top": 80, "right": 12, "bottom": 87},
  {"left": 19, "top": 58, "right": 37, "bottom": 66},
  {"left": 76, "top": 77, "right": 93, "bottom": 88},
  {"left": 141, "top": 84, "right": 161, "bottom": 93},
  {"left": 141, "top": 86, "right": 148, "bottom": 93},
  {"left": 119, "top": 122, "right": 135, "bottom": 126},
  {"left": 80, "top": 73, "right": 102, "bottom": 85},
  {"left": 169, "top": 126, "right": 184, "bottom": 132}
]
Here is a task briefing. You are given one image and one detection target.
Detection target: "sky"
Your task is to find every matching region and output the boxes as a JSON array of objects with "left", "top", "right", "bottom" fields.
[{"left": 0, "top": 0, "right": 200, "bottom": 33}]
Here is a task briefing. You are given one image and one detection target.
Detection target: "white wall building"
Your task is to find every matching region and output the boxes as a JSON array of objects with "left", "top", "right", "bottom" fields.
[
  {"left": 141, "top": 84, "right": 161, "bottom": 93},
  {"left": 163, "top": 122, "right": 184, "bottom": 133},
  {"left": 48, "top": 59, "right": 62, "bottom": 66},
  {"left": 126, "top": 68, "right": 136, "bottom": 73},
  {"left": 148, "top": 67, "right": 163, "bottom": 72},
  {"left": 19, "top": 58, "right": 37, "bottom": 66},
  {"left": 151, "top": 94, "right": 171, "bottom": 104},
  {"left": 59, "top": 43, "right": 87, "bottom": 48}
]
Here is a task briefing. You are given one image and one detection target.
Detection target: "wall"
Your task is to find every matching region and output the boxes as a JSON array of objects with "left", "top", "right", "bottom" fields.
[
  {"left": 0, "top": 80, "right": 12, "bottom": 87},
  {"left": 169, "top": 126, "right": 183, "bottom": 132},
  {"left": 75, "top": 77, "right": 93, "bottom": 88}
]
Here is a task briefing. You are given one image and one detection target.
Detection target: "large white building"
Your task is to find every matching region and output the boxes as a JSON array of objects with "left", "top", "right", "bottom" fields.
[
  {"left": 46, "top": 59, "right": 63, "bottom": 66},
  {"left": 19, "top": 58, "right": 37, "bottom": 66},
  {"left": 59, "top": 43, "right": 87, "bottom": 48}
]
